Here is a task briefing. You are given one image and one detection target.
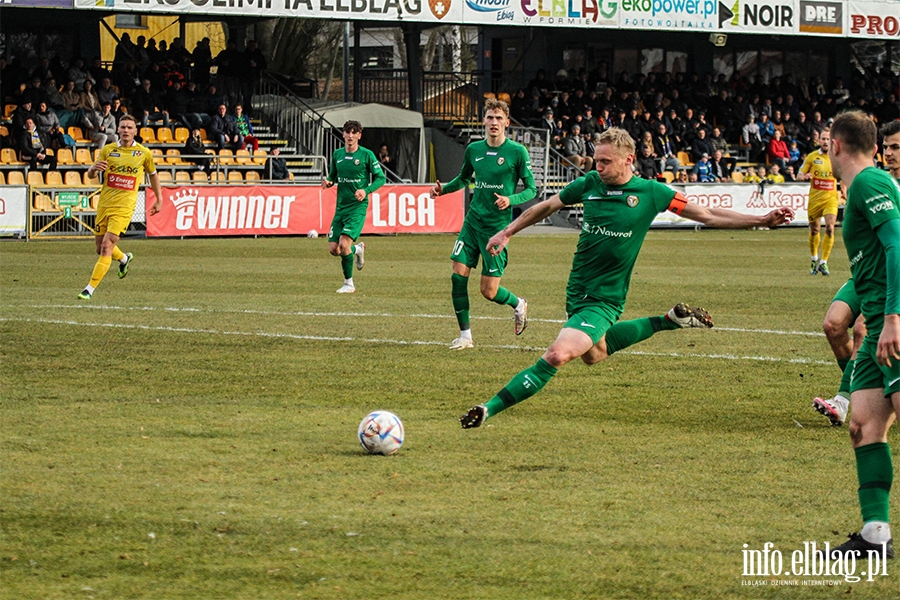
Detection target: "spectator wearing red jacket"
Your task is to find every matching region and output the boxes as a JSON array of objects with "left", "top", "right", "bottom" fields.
[{"left": 766, "top": 129, "right": 790, "bottom": 171}]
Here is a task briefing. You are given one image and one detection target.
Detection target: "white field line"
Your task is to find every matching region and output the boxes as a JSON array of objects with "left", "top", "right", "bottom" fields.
[
  {"left": 0, "top": 316, "right": 833, "bottom": 365},
  {"left": 16, "top": 304, "right": 826, "bottom": 337}
]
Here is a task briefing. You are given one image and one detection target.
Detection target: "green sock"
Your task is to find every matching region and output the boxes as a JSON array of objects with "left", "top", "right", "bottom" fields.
[
  {"left": 837, "top": 358, "right": 855, "bottom": 398},
  {"left": 341, "top": 254, "right": 354, "bottom": 279},
  {"left": 855, "top": 442, "right": 893, "bottom": 524},
  {"left": 451, "top": 273, "right": 470, "bottom": 331},
  {"left": 484, "top": 358, "right": 558, "bottom": 418},
  {"left": 605, "top": 315, "right": 673, "bottom": 355},
  {"left": 491, "top": 286, "right": 519, "bottom": 308}
]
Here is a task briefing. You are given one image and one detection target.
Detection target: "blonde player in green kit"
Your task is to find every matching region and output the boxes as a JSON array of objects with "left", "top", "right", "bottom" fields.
[
  {"left": 430, "top": 99, "right": 537, "bottom": 349},
  {"left": 322, "top": 120, "right": 386, "bottom": 293}
]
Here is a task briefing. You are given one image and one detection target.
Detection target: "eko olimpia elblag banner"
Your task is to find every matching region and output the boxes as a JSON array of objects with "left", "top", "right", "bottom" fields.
[{"left": 73, "top": 0, "right": 899, "bottom": 39}]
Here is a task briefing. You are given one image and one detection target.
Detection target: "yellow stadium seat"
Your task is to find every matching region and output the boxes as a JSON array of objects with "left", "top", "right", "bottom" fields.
[
  {"left": 56, "top": 148, "right": 75, "bottom": 166},
  {"left": 33, "top": 193, "right": 54, "bottom": 211},
  {"left": 75, "top": 148, "right": 93, "bottom": 165},
  {"left": 45, "top": 171, "right": 64, "bottom": 186},
  {"left": 67, "top": 127, "right": 88, "bottom": 143},
  {"left": 156, "top": 171, "right": 173, "bottom": 183},
  {"left": 217, "top": 149, "right": 235, "bottom": 165},
  {"left": 0, "top": 125, "right": 8, "bottom": 137},
  {"left": 662, "top": 171, "right": 674, "bottom": 183},
  {"left": 209, "top": 171, "right": 225, "bottom": 182},
  {"left": 252, "top": 149, "right": 267, "bottom": 165},
  {"left": 732, "top": 171, "right": 744, "bottom": 183},
  {"left": 151, "top": 149, "right": 164, "bottom": 160},
  {"left": 7, "top": 170, "right": 25, "bottom": 185},
  {"left": 3, "top": 104, "right": 16, "bottom": 119},
  {"left": 139, "top": 127, "right": 158, "bottom": 144},
  {"left": 199, "top": 128, "right": 211, "bottom": 142},
  {"left": 166, "top": 149, "right": 185, "bottom": 165},
  {"left": 156, "top": 127, "right": 174, "bottom": 144},
  {"left": 192, "top": 170, "right": 208, "bottom": 182},
  {"left": 235, "top": 149, "right": 252, "bottom": 165},
  {"left": 244, "top": 170, "right": 260, "bottom": 181},
  {"left": 0, "top": 171, "right": 5, "bottom": 185},
  {"left": 174, "top": 127, "right": 190, "bottom": 143},
  {"left": 83, "top": 171, "right": 100, "bottom": 186},
  {"left": 227, "top": 170, "right": 243, "bottom": 182},
  {"left": 1, "top": 148, "right": 25, "bottom": 165},
  {"left": 64, "top": 171, "right": 83, "bottom": 186},
  {"left": 93, "top": 148, "right": 102, "bottom": 161},
  {"left": 27, "top": 171, "right": 44, "bottom": 186},
  {"left": 175, "top": 170, "right": 191, "bottom": 182}
]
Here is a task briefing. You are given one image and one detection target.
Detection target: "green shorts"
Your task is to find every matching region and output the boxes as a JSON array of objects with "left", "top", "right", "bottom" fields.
[
  {"left": 328, "top": 208, "right": 367, "bottom": 243},
  {"left": 832, "top": 278, "right": 861, "bottom": 320},
  {"left": 850, "top": 335, "right": 900, "bottom": 396},
  {"left": 563, "top": 296, "right": 622, "bottom": 346},
  {"left": 450, "top": 219, "right": 507, "bottom": 277}
]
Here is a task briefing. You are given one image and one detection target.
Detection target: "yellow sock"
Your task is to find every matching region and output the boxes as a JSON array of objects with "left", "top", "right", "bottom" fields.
[
  {"left": 809, "top": 232, "right": 821, "bottom": 258},
  {"left": 821, "top": 234, "right": 835, "bottom": 262},
  {"left": 111, "top": 246, "right": 124, "bottom": 262},
  {"left": 89, "top": 256, "right": 112, "bottom": 288}
]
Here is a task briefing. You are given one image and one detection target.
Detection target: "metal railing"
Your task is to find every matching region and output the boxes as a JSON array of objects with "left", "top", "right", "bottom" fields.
[
  {"left": 507, "top": 126, "right": 583, "bottom": 199},
  {"left": 357, "top": 69, "right": 482, "bottom": 122}
]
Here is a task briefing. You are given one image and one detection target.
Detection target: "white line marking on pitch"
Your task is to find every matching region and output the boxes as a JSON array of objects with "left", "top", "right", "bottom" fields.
[
  {"left": 0, "top": 317, "right": 833, "bottom": 365},
  {"left": 15, "top": 304, "right": 826, "bottom": 337}
]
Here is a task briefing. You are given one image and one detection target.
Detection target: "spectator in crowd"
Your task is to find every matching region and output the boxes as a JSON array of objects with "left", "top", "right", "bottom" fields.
[
  {"left": 266, "top": 147, "right": 290, "bottom": 180},
  {"left": 89, "top": 56, "right": 110, "bottom": 86},
  {"left": 742, "top": 116, "right": 763, "bottom": 161},
  {"left": 110, "top": 97, "right": 126, "bottom": 126},
  {"left": 635, "top": 144, "right": 661, "bottom": 180},
  {"left": 182, "top": 128, "right": 212, "bottom": 171},
  {"left": 192, "top": 38, "right": 213, "bottom": 86},
  {"left": 690, "top": 127, "right": 714, "bottom": 163},
  {"left": 674, "top": 169, "right": 688, "bottom": 183},
  {"left": 638, "top": 130, "right": 656, "bottom": 156},
  {"left": 242, "top": 40, "right": 267, "bottom": 114},
  {"left": 653, "top": 123, "right": 681, "bottom": 172},
  {"left": 214, "top": 40, "right": 242, "bottom": 109},
  {"left": 563, "top": 124, "right": 593, "bottom": 172},
  {"left": 581, "top": 107, "right": 600, "bottom": 136},
  {"left": 377, "top": 143, "right": 396, "bottom": 181},
  {"left": 11, "top": 100, "right": 36, "bottom": 148},
  {"left": 766, "top": 129, "right": 790, "bottom": 171},
  {"left": 710, "top": 149, "right": 732, "bottom": 182},
  {"left": 510, "top": 89, "right": 532, "bottom": 125},
  {"left": 764, "top": 164, "right": 785, "bottom": 183},
  {"left": 204, "top": 84, "right": 226, "bottom": 117},
  {"left": 232, "top": 104, "right": 259, "bottom": 152},
  {"left": 691, "top": 153, "right": 715, "bottom": 182},
  {"left": 96, "top": 77, "right": 118, "bottom": 106},
  {"left": 42, "top": 77, "right": 64, "bottom": 111},
  {"left": 788, "top": 140, "right": 802, "bottom": 169},
  {"left": 209, "top": 103, "right": 242, "bottom": 150},
  {"left": 743, "top": 166, "right": 761, "bottom": 183},
  {"left": 85, "top": 101, "right": 117, "bottom": 148},
  {"left": 782, "top": 164, "right": 797, "bottom": 182},
  {"left": 757, "top": 113, "right": 775, "bottom": 142},
  {"left": 67, "top": 58, "right": 93, "bottom": 92},
  {"left": 58, "top": 80, "right": 84, "bottom": 128},
  {"left": 20, "top": 77, "right": 48, "bottom": 108},
  {"left": 34, "top": 101, "right": 69, "bottom": 150},
  {"left": 19, "top": 117, "right": 57, "bottom": 169},
  {"left": 165, "top": 80, "right": 202, "bottom": 131},
  {"left": 78, "top": 79, "right": 102, "bottom": 118},
  {"left": 709, "top": 126, "right": 728, "bottom": 156},
  {"left": 526, "top": 69, "right": 549, "bottom": 97},
  {"left": 132, "top": 78, "right": 170, "bottom": 127}
]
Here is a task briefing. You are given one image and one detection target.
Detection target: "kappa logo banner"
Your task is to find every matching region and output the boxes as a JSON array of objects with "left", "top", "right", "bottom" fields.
[
  {"left": 849, "top": 1, "right": 900, "bottom": 39},
  {"left": 652, "top": 183, "right": 811, "bottom": 226},
  {"left": 146, "top": 185, "right": 463, "bottom": 237}
]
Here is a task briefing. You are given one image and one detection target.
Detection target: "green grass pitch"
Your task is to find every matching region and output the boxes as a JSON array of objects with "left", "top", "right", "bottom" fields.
[{"left": 1, "top": 228, "right": 896, "bottom": 599}]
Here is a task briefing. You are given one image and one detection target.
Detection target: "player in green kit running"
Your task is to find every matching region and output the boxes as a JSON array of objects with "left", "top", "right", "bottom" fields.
[
  {"left": 430, "top": 98, "right": 537, "bottom": 349},
  {"left": 322, "top": 120, "right": 386, "bottom": 293},
  {"left": 457, "top": 128, "right": 795, "bottom": 428},
  {"left": 822, "top": 112, "right": 900, "bottom": 559}
]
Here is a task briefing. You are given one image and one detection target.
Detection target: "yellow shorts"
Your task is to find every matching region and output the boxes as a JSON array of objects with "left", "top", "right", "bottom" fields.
[
  {"left": 807, "top": 197, "right": 839, "bottom": 221},
  {"left": 96, "top": 205, "right": 134, "bottom": 237}
]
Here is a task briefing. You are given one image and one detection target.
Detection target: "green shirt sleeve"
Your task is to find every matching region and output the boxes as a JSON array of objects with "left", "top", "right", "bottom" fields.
[
  {"left": 441, "top": 146, "right": 474, "bottom": 194},
  {"left": 364, "top": 151, "right": 386, "bottom": 195},
  {"left": 508, "top": 145, "right": 537, "bottom": 206},
  {"left": 559, "top": 173, "right": 588, "bottom": 206},
  {"left": 876, "top": 218, "right": 900, "bottom": 315}
]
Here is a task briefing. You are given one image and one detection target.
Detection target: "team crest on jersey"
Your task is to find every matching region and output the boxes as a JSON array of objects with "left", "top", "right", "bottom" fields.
[
  {"left": 814, "top": 159, "right": 823, "bottom": 164},
  {"left": 497, "top": 157, "right": 505, "bottom": 165},
  {"left": 354, "top": 159, "right": 360, "bottom": 165},
  {"left": 626, "top": 195, "right": 639, "bottom": 207}
]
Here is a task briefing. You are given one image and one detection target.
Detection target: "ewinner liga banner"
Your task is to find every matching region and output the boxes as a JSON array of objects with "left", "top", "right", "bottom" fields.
[
  {"left": 146, "top": 184, "right": 464, "bottom": 237},
  {"left": 72, "top": 0, "right": 900, "bottom": 36}
]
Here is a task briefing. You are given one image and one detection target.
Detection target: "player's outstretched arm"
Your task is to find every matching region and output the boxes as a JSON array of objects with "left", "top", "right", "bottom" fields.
[
  {"left": 487, "top": 195, "right": 565, "bottom": 256},
  {"left": 679, "top": 201, "right": 795, "bottom": 229}
]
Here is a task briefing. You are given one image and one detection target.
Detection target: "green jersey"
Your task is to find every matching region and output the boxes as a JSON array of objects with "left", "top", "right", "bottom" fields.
[
  {"left": 442, "top": 138, "right": 536, "bottom": 233},
  {"left": 328, "top": 146, "right": 386, "bottom": 212},
  {"left": 842, "top": 167, "right": 900, "bottom": 333},
  {"left": 559, "top": 172, "right": 677, "bottom": 309}
]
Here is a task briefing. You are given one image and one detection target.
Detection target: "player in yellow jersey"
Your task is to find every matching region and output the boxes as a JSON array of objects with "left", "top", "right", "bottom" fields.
[
  {"left": 798, "top": 129, "right": 840, "bottom": 275},
  {"left": 77, "top": 115, "right": 163, "bottom": 300}
]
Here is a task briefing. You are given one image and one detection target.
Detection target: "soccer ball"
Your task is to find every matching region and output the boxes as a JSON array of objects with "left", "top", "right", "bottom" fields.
[
  {"left": 357, "top": 411, "right": 404, "bottom": 455},
  {"left": 307, "top": 230, "right": 319, "bottom": 238}
]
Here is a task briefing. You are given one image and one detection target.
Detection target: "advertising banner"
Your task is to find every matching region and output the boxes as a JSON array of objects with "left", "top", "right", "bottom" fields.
[
  {"left": 716, "top": 0, "right": 799, "bottom": 35},
  {"left": 0, "top": 186, "right": 29, "bottom": 237},
  {"left": 618, "top": 0, "right": 718, "bottom": 31},
  {"left": 798, "top": 0, "right": 844, "bottom": 34},
  {"left": 848, "top": 1, "right": 900, "bottom": 39},
  {"left": 652, "top": 182, "right": 811, "bottom": 226},
  {"left": 5, "top": 0, "right": 73, "bottom": 6},
  {"left": 146, "top": 184, "right": 464, "bottom": 237}
]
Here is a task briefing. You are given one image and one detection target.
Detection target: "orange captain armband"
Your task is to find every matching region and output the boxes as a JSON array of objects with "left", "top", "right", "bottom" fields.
[{"left": 668, "top": 192, "right": 688, "bottom": 215}]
